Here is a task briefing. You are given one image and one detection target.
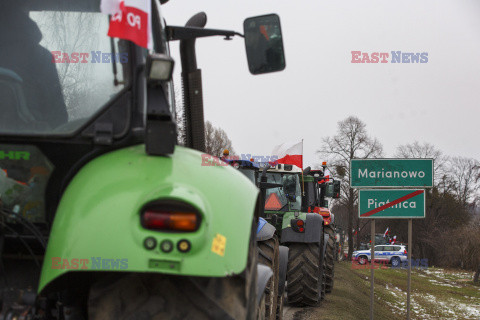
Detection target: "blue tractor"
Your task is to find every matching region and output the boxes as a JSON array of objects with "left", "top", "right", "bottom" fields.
[{"left": 226, "top": 159, "right": 289, "bottom": 320}]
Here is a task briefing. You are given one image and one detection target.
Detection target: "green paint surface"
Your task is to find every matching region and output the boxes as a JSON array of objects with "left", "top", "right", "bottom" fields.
[{"left": 39, "top": 145, "right": 258, "bottom": 293}]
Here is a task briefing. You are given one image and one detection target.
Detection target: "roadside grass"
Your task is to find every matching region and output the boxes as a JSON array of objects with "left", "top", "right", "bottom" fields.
[
  {"left": 304, "top": 261, "right": 480, "bottom": 320},
  {"left": 304, "top": 262, "right": 402, "bottom": 320},
  {"left": 351, "top": 262, "right": 480, "bottom": 319}
]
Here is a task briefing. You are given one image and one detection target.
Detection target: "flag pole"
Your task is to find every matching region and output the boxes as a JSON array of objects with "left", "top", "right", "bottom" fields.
[{"left": 301, "top": 139, "right": 304, "bottom": 169}]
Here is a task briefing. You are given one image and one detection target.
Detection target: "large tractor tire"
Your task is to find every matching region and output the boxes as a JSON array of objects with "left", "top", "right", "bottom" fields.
[
  {"left": 275, "top": 294, "right": 284, "bottom": 320},
  {"left": 257, "top": 236, "right": 279, "bottom": 320},
  {"left": 286, "top": 243, "right": 323, "bottom": 307},
  {"left": 324, "top": 225, "right": 336, "bottom": 293},
  {"left": 88, "top": 222, "right": 259, "bottom": 320}
]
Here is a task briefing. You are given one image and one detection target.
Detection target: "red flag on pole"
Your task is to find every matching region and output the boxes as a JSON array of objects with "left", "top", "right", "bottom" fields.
[{"left": 101, "top": 0, "right": 153, "bottom": 49}]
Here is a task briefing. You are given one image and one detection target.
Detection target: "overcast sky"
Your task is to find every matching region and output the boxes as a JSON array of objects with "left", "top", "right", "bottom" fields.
[{"left": 162, "top": 0, "right": 480, "bottom": 167}]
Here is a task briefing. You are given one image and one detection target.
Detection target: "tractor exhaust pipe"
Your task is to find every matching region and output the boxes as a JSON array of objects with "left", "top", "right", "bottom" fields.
[{"left": 180, "top": 12, "right": 207, "bottom": 152}]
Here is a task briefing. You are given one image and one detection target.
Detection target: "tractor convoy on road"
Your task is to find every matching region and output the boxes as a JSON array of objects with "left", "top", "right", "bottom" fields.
[{"left": 0, "top": 1, "right": 340, "bottom": 319}]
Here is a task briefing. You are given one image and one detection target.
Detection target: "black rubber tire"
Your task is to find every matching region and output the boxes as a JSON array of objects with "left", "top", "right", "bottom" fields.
[
  {"left": 257, "top": 294, "right": 266, "bottom": 320},
  {"left": 358, "top": 255, "right": 368, "bottom": 265},
  {"left": 257, "top": 236, "right": 279, "bottom": 320},
  {"left": 275, "top": 294, "right": 284, "bottom": 320},
  {"left": 324, "top": 225, "right": 336, "bottom": 293},
  {"left": 391, "top": 256, "right": 401, "bottom": 268},
  {"left": 286, "top": 243, "right": 322, "bottom": 307},
  {"left": 320, "top": 266, "right": 326, "bottom": 301},
  {"left": 88, "top": 221, "right": 259, "bottom": 320}
]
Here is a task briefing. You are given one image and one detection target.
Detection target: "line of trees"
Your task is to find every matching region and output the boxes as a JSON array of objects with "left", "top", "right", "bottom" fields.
[{"left": 318, "top": 116, "right": 480, "bottom": 282}]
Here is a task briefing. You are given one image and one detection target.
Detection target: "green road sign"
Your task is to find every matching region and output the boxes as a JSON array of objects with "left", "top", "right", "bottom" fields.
[
  {"left": 351, "top": 159, "right": 433, "bottom": 188},
  {"left": 359, "top": 189, "right": 425, "bottom": 219}
]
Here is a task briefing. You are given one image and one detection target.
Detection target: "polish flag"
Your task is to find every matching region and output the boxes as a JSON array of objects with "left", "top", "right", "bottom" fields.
[
  {"left": 101, "top": 0, "right": 153, "bottom": 49},
  {"left": 271, "top": 141, "right": 303, "bottom": 169},
  {"left": 383, "top": 227, "right": 389, "bottom": 238},
  {"left": 391, "top": 236, "right": 397, "bottom": 244}
]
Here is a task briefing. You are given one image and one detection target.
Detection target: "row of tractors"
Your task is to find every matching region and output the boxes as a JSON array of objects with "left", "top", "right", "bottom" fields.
[
  {"left": 224, "top": 157, "right": 341, "bottom": 318},
  {"left": 1, "top": 1, "right": 339, "bottom": 319}
]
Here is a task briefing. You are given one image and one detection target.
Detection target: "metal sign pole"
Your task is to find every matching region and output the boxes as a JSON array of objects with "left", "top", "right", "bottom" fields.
[
  {"left": 407, "top": 219, "right": 412, "bottom": 319},
  {"left": 370, "top": 219, "right": 375, "bottom": 320}
]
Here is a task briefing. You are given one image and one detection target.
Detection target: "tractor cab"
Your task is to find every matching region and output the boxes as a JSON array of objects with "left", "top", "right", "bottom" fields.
[
  {"left": 225, "top": 159, "right": 260, "bottom": 184},
  {"left": 259, "top": 164, "right": 303, "bottom": 213},
  {"left": 302, "top": 164, "right": 341, "bottom": 226}
]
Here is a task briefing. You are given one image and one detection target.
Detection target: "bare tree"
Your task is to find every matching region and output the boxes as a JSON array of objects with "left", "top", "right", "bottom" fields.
[
  {"left": 448, "top": 157, "right": 480, "bottom": 208},
  {"left": 317, "top": 116, "right": 383, "bottom": 259},
  {"left": 205, "top": 121, "right": 235, "bottom": 157},
  {"left": 395, "top": 141, "right": 445, "bottom": 183}
]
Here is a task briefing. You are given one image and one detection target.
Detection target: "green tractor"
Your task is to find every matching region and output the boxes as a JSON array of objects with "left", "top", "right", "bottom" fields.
[
  {"left": 260, "top": 163, "right": 326, "bottom": 307},
  {"left": 302, "top": 165, "right": 341, "bottom": 293},
  {"left": 0, "top": 1, "right": 286, "bottom": 319}
]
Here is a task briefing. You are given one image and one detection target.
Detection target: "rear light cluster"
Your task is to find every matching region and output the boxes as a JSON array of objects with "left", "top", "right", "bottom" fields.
[
  {"left": 142, "top": 211, "right": 198, "bottom": 232},
  {"left": 140, "top": 202, "right": 200, "bottom": 253},
  {"left": 290, "top": 219, "right": 305, "bottom": 233},
  {"left": 141, "top": 202, "right": 201, "bottom": 232}
]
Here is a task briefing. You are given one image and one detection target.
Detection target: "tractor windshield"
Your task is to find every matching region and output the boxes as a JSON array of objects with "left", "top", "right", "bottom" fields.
[
  {"left": 238, "top": 168, "right": 256, "bottom": 184},
  {"left": 0, "top": 0, "right": 127, "bottom": 135},
  {"left": 262, "top": 173, "right": 301, "bottom": 211}
]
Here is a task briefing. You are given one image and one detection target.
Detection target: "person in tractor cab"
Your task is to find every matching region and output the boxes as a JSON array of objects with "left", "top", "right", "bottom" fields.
[{"left": 0, "top": 4, "right": 68, "bottom": 132}]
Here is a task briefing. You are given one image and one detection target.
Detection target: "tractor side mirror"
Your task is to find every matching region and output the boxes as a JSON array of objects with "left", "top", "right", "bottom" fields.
[
  {"left": 243, "top": 14, "right": 285, "bottom": 75},
  {"left": 333, "top": 180, "right": 341, "bottom": 198},
  {"left": 325, "top": 181, "right": 341, "bottom": 199}
]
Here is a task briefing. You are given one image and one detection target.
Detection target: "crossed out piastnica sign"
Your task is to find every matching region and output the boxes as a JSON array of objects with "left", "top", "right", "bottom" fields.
[{"left": 101, "top": 0, "right": 153, "bottom": 49}]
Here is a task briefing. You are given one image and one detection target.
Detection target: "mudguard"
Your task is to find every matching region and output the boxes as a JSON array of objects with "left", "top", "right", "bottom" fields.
[
  {"left": 280, "top": 212, "right": 324, "bottom": 244},
  {"left": 38, "top": 145, "right": 259, "bottom": 293},
  {"left": 256, "top": 264, "right": 273, "bottom": 305},
  {"left": 277, "top": 245, "right": 289, "bottom": 295},
  {"left": 256, "top": 218, "right": 276, "bottom": 241}
]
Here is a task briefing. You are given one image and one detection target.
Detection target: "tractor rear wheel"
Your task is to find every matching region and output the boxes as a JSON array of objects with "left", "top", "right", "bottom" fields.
[
  {"left": 88, "top": 221, "right": 259, "bottom": 320},
  {"left": 275, "top": 294, "right": 284, "bottom": 320},
  {"left": 258, "top": 236, "right": 279, "bottom": 320},
  {"left": 324, "top": 225, "right": 336, "bottom": 293},
  {"left": 286, "top": 243, "right": 322, "bottom": 307}
]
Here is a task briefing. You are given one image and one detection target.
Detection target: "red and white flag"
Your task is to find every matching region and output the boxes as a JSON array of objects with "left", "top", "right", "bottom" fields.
[
  {"left": 101, "top": 0, "right": 153, "bottom": 49},
  {"left": 391, "top": 235, "right": 397, "bottom": 244},
  {"left": 271, "top": 141, "right": 303, "bottom": 169},
  {"left": 384, "top": 227, "right": 389, "bottom": 238}
]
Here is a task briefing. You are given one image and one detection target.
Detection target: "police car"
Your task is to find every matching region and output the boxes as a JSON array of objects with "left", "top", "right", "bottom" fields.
[{"left": 352, "top": 244, "right": 408, "bottom": 267}]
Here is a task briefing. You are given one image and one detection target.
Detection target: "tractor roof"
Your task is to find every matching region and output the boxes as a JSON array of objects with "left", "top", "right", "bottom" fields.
[{"left": 264, "top": 163, "right": 302, "bottom": 174}]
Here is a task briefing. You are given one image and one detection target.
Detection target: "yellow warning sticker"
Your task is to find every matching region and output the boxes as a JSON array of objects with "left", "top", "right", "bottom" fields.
[{"left": 211, "top": 233, "right": 227, "bottom": 257}]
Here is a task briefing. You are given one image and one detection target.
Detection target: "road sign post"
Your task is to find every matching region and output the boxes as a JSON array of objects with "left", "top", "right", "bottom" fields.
[
  {"left": 407, "top": 219, "right": 412, "bottom": 320},
  {"left": 350, "top": 158, "right": 432, "bottom": 320},
  {"left": 370, "top": 220, "right": 375, "bottom": 320}
]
